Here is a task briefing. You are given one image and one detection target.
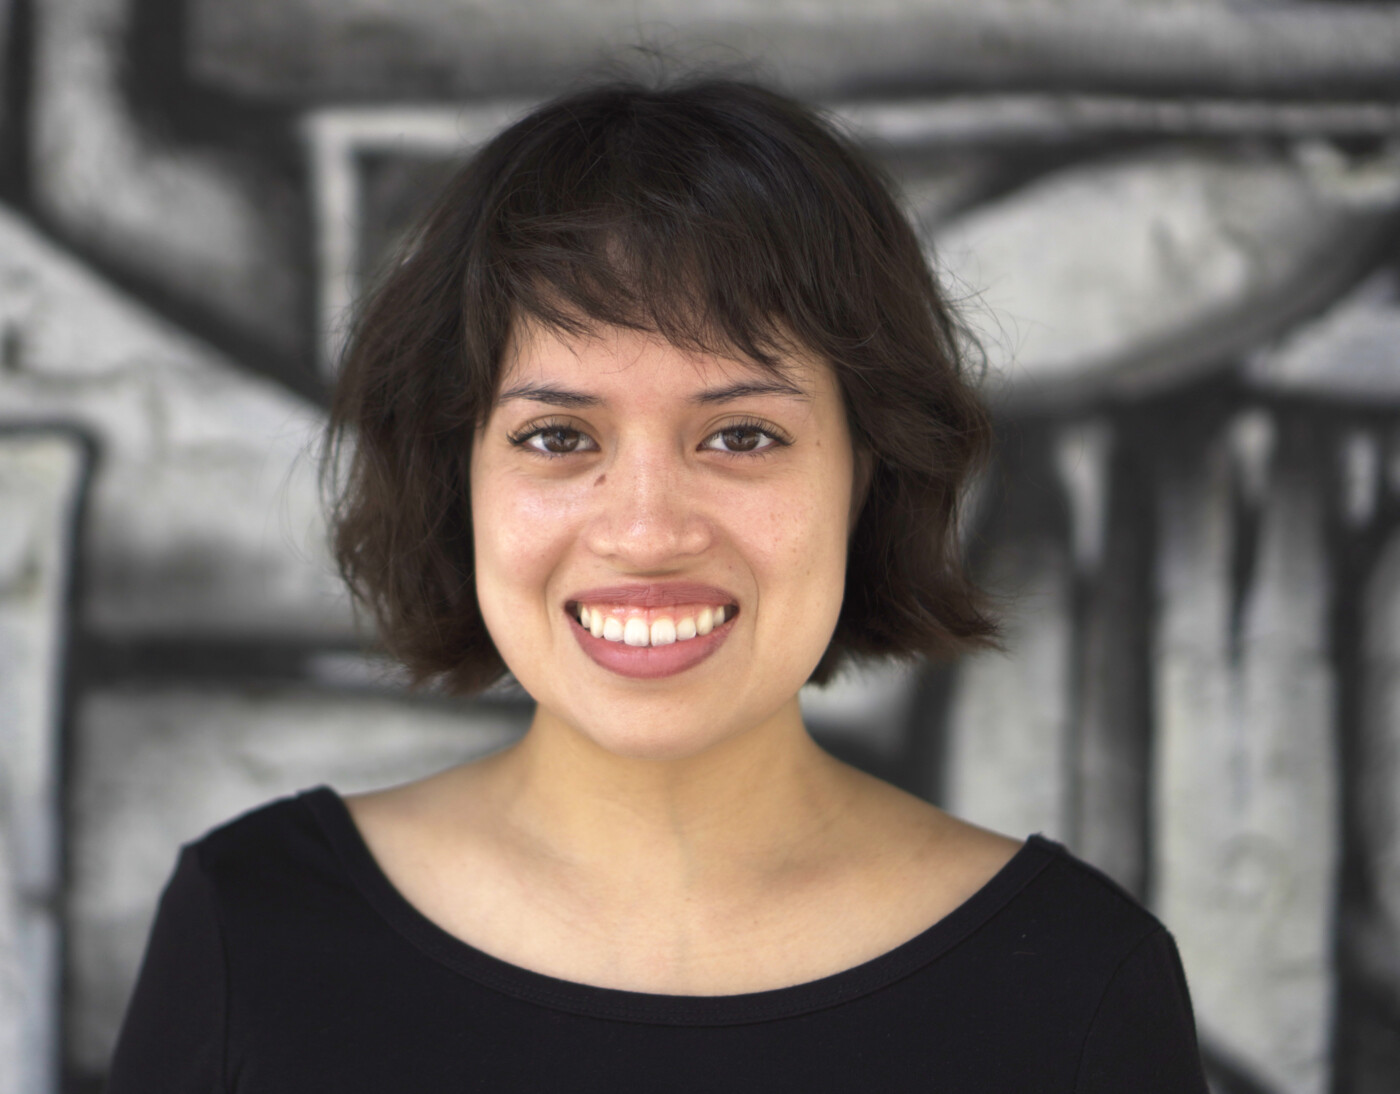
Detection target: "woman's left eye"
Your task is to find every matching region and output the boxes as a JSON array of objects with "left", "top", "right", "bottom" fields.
[{"left": 701, "top": 424, "right": 786, "bottom": 454}]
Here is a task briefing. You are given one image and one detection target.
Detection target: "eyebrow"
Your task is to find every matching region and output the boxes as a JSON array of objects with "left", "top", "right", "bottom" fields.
[
  {"left": 496, "top": 383, "right": 601, "bottom": 408},
  {"left": 496, "top": 378, "right": 809, "bottom": 408},
  {"left": 690, "top": 379, "right": 810, "bottom": 405}
]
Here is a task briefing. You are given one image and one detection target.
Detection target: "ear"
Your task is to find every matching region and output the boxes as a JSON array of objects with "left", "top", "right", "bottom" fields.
[{"left": 848, "top": 444, "right": 874, "bottom": 537}]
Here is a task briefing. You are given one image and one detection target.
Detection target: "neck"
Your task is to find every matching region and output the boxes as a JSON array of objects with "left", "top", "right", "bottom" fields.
[{"left": 480, "top": 696, "right": 859, "bottom": 896}]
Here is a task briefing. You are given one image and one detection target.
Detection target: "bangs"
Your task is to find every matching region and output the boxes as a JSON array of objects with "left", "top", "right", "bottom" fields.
[
  {"left": 476, "top": 85, "right": 878, "bottom": 380},
  {"left": 504, "top": 227, "right": 797, "bottom": 378}
]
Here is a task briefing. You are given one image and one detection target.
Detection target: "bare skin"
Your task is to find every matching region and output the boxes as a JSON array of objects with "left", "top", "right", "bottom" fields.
[
  {"left": 347, "top": 714, "right": 1021, "bottom": 995},
  {"left": 346, "top": 321, "right": 1021, "bottom": 995}
]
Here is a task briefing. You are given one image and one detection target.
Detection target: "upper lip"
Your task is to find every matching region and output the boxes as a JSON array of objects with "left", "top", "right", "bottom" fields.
[{"left": 566, "top": 582, "right": 738, "bottom": 608}]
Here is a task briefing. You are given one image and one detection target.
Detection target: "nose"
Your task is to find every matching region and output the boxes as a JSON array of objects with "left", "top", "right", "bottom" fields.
[{"left": 583, "top": 442, "right": 712, "bottom": 568}]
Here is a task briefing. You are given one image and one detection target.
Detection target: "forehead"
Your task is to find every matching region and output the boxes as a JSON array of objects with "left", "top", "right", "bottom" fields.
[{"left": 496, "top": 318, "right": 828, "bottom": 403}]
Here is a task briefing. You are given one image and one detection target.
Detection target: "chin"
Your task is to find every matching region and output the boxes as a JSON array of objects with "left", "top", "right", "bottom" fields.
[{"left": 569, "top": 709, "right": 748, "bottom": 763}]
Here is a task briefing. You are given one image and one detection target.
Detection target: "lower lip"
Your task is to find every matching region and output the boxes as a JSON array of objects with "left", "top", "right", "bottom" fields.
[{"left": 568, "top": 611, "right": 736, "bottom": 679}]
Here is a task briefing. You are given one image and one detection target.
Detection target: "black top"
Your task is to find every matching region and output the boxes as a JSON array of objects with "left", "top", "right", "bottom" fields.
[{"left": 107, "top": 787, "right": 1209, "bottom": 1093}]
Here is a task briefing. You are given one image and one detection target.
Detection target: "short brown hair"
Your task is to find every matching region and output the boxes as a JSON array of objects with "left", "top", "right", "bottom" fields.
[{"left": 324, "top": 77, "right": 997, "bottom": 694}]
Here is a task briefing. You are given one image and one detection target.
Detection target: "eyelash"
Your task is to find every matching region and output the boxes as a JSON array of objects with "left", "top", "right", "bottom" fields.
[
  {"left": 703, "top": 417, "right": 793, "bottom": 456},
  {"left": 506, "top": 418, "right": 793, "bottom": 458},
  {"left": 506, "top": 420, "right": 594, "bottom": 457}
]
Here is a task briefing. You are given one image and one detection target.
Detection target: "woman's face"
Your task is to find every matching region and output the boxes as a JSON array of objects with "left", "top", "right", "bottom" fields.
[{"left": 470, "top": 320, "right": 857, "bottom": 761}]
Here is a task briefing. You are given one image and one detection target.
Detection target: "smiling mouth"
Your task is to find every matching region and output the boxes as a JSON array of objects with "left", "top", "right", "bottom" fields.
[{"left": 564, "top": 601, "right": 739, "bottom": 647}]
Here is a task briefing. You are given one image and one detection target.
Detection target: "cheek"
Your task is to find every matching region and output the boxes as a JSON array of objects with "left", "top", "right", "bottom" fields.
[
  {"left": 470, "top": 468, "right": 583, "bottom": 622},
  {"left": 747, "top": 465, "right": 851, "bottom": 622}
]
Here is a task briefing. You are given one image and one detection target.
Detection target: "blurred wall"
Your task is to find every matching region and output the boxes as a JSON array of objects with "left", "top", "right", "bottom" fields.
[{"left": 2, "top": 2, "right": 1399, "bottom": 1092}]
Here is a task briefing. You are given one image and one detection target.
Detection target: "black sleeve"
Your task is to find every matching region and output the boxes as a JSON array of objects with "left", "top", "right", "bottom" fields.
[
  {"left": 105, "top": 845, "right": 227, "bottom": 1094},
  {"left": 1074, "top": 928, "right": 1210, "bottom": 1094}
]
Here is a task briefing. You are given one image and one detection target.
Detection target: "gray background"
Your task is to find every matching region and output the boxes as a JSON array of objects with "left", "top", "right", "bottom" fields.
[{"left": 2, "top": 1, "right": 1400, "bottom": 1091}]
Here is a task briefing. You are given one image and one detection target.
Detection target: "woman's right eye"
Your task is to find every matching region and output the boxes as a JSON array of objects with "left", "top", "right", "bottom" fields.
[{"left": 512, "top": 425, "right": 598, "bottom": 456}]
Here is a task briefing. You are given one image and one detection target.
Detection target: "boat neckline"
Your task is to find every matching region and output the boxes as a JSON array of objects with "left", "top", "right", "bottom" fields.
[{"left": 300, "top": 784, "right": 1059, "bottom": 1026}]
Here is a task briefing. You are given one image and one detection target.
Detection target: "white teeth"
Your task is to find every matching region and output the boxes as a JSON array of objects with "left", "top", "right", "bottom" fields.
[{"left": 580, "top": 604, "right": 731, "bottom": 645}]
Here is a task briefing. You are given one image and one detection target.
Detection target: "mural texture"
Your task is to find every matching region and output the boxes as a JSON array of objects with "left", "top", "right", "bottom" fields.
[{"left": 2, "top": 1, "right": 1400, "bottom": 1091}]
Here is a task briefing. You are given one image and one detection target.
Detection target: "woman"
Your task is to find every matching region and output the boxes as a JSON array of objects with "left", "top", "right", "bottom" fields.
[{"left": 107, "top": 78, "right": 1209, "bottom": 1092}]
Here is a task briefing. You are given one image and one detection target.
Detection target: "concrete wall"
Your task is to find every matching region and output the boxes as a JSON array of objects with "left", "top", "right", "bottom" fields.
[{"left": 1, "top": 2, "right": 1398, "bottom": 1091}]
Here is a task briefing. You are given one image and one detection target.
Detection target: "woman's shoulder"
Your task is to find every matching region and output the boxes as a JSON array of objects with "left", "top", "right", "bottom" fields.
[
  {"left": 887, "top": 795, "right": 1172, "bottom": 967},
  {"left": 989, "top": 828, "right": 1176, "bottom": 975},
  {"left": 1023, "top": 834, "right": 1167, "bottom": 932},
  {"left": 175, "top": 786, "right": 353, "bottom": 908},
  {"left": 191, "top": 784, "right": 333, "bottom": 847}
]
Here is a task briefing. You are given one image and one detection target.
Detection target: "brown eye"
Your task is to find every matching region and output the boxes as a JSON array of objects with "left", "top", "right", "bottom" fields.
[
  {"left": 702, "top": 424, "right": 782, "bottom": 454},
  {"left": 721, "top": 428, "right": 761, "bottom": 452},
  {"left": 512, "top": 425, "right": 598, "bottom": 456},
  {"left": 537, "top": 428, "right": 582, "bottom": 453}
]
